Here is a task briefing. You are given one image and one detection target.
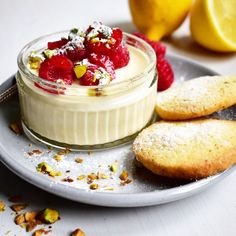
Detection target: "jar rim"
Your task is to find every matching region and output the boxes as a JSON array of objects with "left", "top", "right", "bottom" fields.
[{"left": 17, "top": 31, "right": 156, "bottom": 93}]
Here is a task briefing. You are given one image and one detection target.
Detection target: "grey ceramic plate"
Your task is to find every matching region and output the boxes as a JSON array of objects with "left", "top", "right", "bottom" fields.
[{"left": 0, "top": 54, "right": 235, "bottom": 208}]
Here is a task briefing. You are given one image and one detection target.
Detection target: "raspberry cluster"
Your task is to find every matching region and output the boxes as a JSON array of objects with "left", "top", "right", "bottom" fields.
[
  {"left": 133, "top": 33, "right": 174, "bottom": 91},
  {"left": 34, "top": 22, "right": 130, "bottom": 89}
]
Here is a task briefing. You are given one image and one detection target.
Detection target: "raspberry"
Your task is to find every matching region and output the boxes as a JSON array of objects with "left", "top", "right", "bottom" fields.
[
  {"left": 111, "top": 28, "right": 123, "bottom": 47},
  {"left": 86, "top": 26, "right": 123, "bottom": 55},
  {"left": 133, "top": 32, "right": 174, "bottom": 91},
  {"left": 107, "top": 43, "right": 130, "bottom": 69},
  {"left": 64, "top": 48, "right": 87, "bottom": 62},
  {"left": 132, "top": 32, "right": 151, "bottom": 43},
  {"left": 157, "top": 57, "right": 174, "bottom": 91},
  {"left": 39, "top": 55, "right": 74, "bottom": 85},
  {"left": 88, "top": 53, "right": 115, "bottom": 80},
  {"left": 133, "top": 32, "right": 166, "bottom": 58},
  {"left": 79, "top": 65, "right": 100, "bottom": 86},
  {"left": 48, "top": 38, "right": 68, "bottom": 50},
  {"left": 149, "top": 41, "right": 166, "bottom": 58}
]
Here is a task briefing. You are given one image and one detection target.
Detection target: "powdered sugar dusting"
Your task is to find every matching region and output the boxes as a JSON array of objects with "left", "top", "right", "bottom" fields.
[{"left": 134, "top": 120, "right": 229, "bottom": 153}]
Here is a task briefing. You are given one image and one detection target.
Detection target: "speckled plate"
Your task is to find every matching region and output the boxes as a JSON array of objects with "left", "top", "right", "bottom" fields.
[{"left": 0, "top": 54, "right": 236, "bottom": 207}]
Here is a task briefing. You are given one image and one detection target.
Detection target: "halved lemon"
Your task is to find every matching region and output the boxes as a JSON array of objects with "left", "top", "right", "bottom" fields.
[{"left": 190, "top": 0, "right": 236, "bottom": 52}]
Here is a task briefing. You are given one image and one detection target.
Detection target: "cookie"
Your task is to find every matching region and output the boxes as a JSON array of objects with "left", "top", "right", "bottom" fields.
[
  {"left": 156, "top": 76, "right": 236, "bottom": 120},
  {"left": 133, "top": 119, "right": 236, "bottom": 179}
]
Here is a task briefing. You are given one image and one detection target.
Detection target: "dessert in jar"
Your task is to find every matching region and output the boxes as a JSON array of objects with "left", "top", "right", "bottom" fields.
[{"left": 17, "top": 22, "right": 157, "bottom": 150}]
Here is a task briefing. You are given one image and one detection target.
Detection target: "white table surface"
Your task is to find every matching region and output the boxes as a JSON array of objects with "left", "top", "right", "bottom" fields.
[{"left": 1, "top": 0, "right": 236, "bottom": 235}]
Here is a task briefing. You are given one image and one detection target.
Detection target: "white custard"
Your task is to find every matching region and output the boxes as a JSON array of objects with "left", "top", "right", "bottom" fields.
[{"left": 17, "top": 36, "right": 157, "bottom": 148}]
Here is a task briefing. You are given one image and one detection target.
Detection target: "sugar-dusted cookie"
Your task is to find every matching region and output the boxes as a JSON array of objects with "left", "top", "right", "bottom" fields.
[
  {"left": 133, "top": 119, "right": 236, "bottom": 179},
  {"left": 156, "top": 76, "right": 236, "bottom": 120}
]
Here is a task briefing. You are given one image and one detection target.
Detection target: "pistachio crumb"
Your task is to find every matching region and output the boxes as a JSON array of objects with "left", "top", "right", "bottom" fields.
[
  {"left": 120, "top": 179, "right": 132, "bottom": 186},
  {"left": 0, "top": 201, "right": 6, "bottom": 212},
  {"left": 39, "top": 208, "right": 59, "bottom": 224},
  {"left": 11, "top": 203, "right": 28, "bottom": 213},
  {"left": 98, "top": 173, "right": 109, "bottom": 179},
  {"left": 87, "top": 173, "right": 98, "bottom": 181},
  {"left": 71, "top": 228, "right": 86, "bottom": 236},
  {"left": 57, "top": 148, "right": 71, "bottom": 156},
  {"left": 33, "top": 228, "right": 51, "bottom": 236},
  {"left": 54, "top": 155, "right": 62, "bottom": 162},
  {"left": 36, "top": 162, "right": 61, "bottom": 177},
  {"left": 90, "top": 183, "right": 99, "bottom": 190},
  {"left": 9, "top": 122, "right": 22, "bottom": 135},
  {"left": 104, "top": 187, "right": 114, "bottom": 191},
  {"left": 26, "top": 220, "right": 38, "bottom": 232},
  {"left": 28, "top": 150, "right": 43, "bottom": 156},
  {"left": 75, "top": 158, "right": 84, "bottom": 164},
  {"left": 77, "top": 175, "right": 86, "bottom": 181},
  {"left": 61, "top": 177, "right": 74, "bottom": 183},
  {"left": 46, "top": 145, "right": 54, "bottom": 150},
  {"left": 119, "top": 170, "right": 129, "bottom": 181},
  {"left": 24, "top": 211, "right": 38, "bottom": 222},
  {"left": 110, "top": 162, "right": 118, "bottom": 173},
  {"left": 14, "top": 214, "right": 25, "bottom": 225}
]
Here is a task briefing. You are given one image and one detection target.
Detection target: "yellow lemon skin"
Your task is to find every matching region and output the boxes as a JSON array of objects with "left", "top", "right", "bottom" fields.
[
  {"left": 190, "top": 0, "right": 236, "bottom": 52},
  {"left": 129, "top": 0, "right": 192, "bottom": 41}
]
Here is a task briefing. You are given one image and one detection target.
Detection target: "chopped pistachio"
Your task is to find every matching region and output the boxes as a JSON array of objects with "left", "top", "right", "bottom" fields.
[
  {"left": 40, "top": 208, "right": 59, "bottom": 224},
  {"left": 33, "top": 228, "right": 51, "bottom": 236},
  {"left": 24, "top": 211, "right": 38, "bottom": 222},
  {"left": 61, "top": 177, "right": 74, "bottom": 183},
  {"left": 54, "top": 155, "right": 62, "bottom": 162},
  {"left": 119, "top": 170, "right": 129, "bottom": 181},
  {"left": 71, "top": 228, "right": 86, "bottom": 236},
  {"left": 104, "top": 187, "right": 114, "bottom": 191},
  {"left": 98, "top": 173, "right": 109, "bottom": 179},
  {"left": 57, "top": 148, "right": 71, "bottom": 156},
  {"left": 28, "top": 149, "right": 43, "bottom": 156},
  {"left": 46, "top": 145, "right": 54, "bottom": 150},
  {"left": 70, "top": 28, "right": 79, "bottom": 34},
  {"left": 110, "top": 162, "right": 118, "bottom": 173},
  {"left": 9, "top": 122, "right": 22, "bottom": 135},
  {"left": 77, "top": 175, "right": 86, "bottom": 181},
  {"left": 88, "top": 88, "right": 103, "bottom": 96},
  {"left": 36, "top": 162, "right": 61, "bottom": 177},
  {"left": 33, "top": 230, "right": 42, "bottom": 236},
  {"left": 15, "top": 214, "right": 25, "bottom": 225},
  {"left": 120, "top": 179, "right": 132, "bottom": 186},
  {"left": 90, "top": 183, "right": 99, "bottom": 190},
  {"left": 11, "top": 203, "right": 28, "bottom": 213},
  {"left": 0, "top": 201, "right": 6, "bottom": 212},
  {"left": 28, "top": 51, "right": 44, "bottom": 70},
  {"left": 26, "top": 220, "right": 38, "bottom": 232},
  {"left": 43, "top": 49, "right": 56, "bottom": 58},
  {"left": 74, "top": 65, "right": 87, "bottom": 79},
  {"left": 91, "top": 37, "right": 100, "bottom": 43},
  {"left": 66, "top": 148, "right": 71, "bottom": 154},
  {"left": 87, "top": 173, "right": 97, "bottom": 181},
  {"left": 68, "top": 28, "right": 79, "bottom": 40},
  {"left": 75, "top": 158, "right": 83, "bottom": 164},
  {"left": 19, "top": 223, "right": 27, "bottom": 229}
]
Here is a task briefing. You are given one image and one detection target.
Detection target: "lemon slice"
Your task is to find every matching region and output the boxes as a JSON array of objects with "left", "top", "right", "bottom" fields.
[{"left": 190, "top": 0, "right": 236, "bottom": 52}]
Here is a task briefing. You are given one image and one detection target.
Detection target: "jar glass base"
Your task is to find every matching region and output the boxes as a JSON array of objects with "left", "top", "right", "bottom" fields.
[{"left": 21, "top": 113, "right": 157, "bottom": 151}]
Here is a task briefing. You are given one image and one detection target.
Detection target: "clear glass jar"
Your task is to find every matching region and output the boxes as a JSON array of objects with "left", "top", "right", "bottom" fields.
[{"left": 17, "top": 31, "right": 157, "bottom": 150}]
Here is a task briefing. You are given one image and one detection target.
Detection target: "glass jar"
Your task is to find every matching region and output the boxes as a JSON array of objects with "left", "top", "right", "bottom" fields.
[{"left": 17, "top": 32, "right": 157, "bottom": 150}]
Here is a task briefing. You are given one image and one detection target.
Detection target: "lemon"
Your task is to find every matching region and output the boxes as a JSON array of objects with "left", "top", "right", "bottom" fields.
[
  {"left": 129, "top": 0, "right": 192, "bottom": 40},
  {"left": 190, "top": 0, "right": 236, "bottom": 52}
]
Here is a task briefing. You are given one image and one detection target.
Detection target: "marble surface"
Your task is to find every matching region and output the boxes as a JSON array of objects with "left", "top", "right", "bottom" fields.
[{"left": 1, "top": 0, "right": 236, "bottom": 235}]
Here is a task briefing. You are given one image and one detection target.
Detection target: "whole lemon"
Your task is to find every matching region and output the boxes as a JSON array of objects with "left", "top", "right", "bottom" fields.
[
  {"left": 129, "top": 0, "right": 192, "bottom": 40},
  {"left": 190, "top": 0, "right": 236, "bottom": 52}
]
